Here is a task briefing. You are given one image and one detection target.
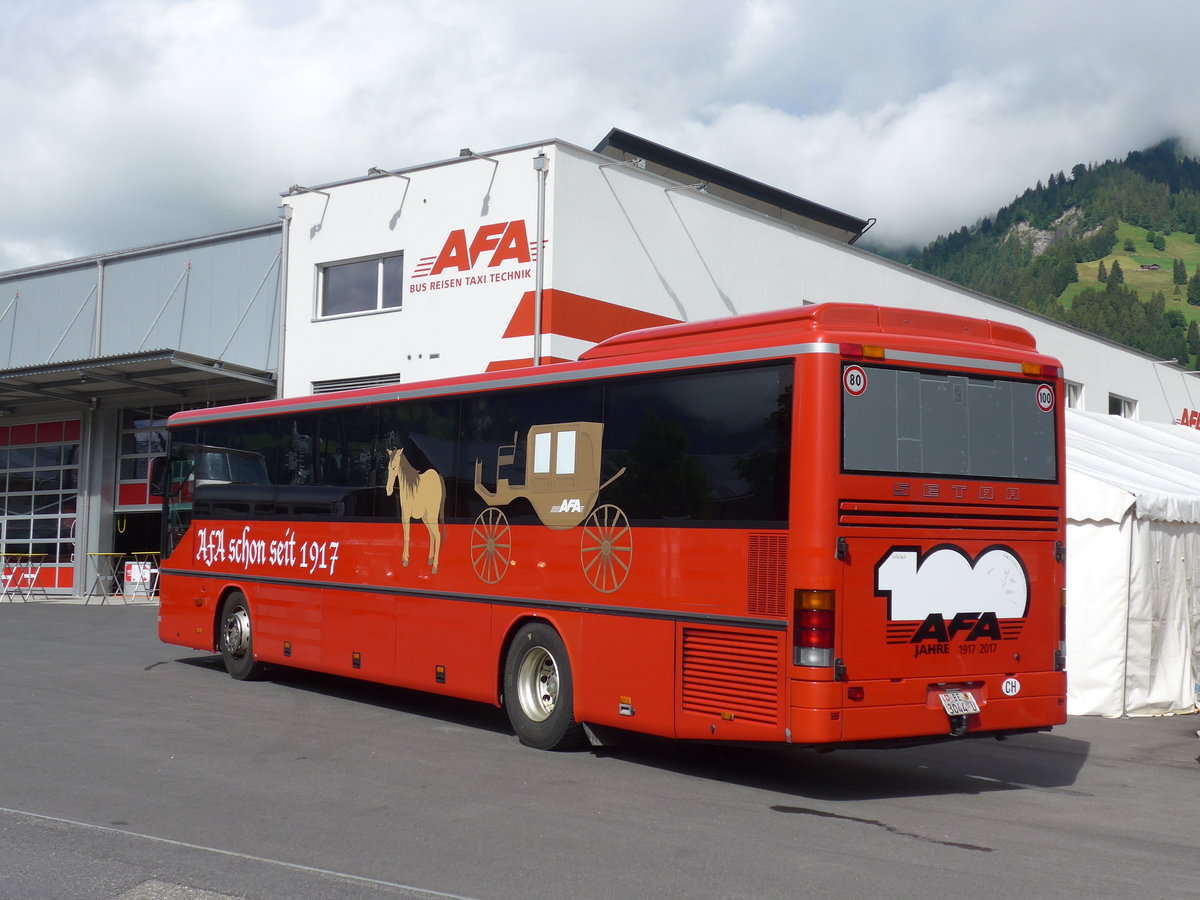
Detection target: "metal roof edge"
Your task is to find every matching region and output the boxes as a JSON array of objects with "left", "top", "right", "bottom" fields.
[
  {"left": 281, "top": 138, "right": 573, "bottom": 196},
  {"left": 0, "top": 223, "right": 282, "bottom": 282},
  {"left": 592, "top": 127, "right": 870, "bottom": 240},
  {"left": 0, "top": 348, "right": 274, "bottom": 382}
]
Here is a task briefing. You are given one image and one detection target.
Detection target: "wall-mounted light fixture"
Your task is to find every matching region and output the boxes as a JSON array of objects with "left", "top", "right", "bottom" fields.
[
  {"left": 598, "top": 157, "right": 646, "bottom": 171},
  {"left": 457, "top": 150, "right": 499, "bottom": 215},
  {"left": 286, "top": 184, "right": 332, "bottom": 238},
  {"left": 368, "top": 167, "right": 412, "bottom": 182},
  {"left": 368, "top": 167, "right": 413, "bottom": 230}
]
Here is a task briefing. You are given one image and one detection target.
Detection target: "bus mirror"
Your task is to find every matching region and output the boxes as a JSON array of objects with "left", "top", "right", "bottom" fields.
[{"left": 149, "top": 456, "right": 168, "bottom": 497}]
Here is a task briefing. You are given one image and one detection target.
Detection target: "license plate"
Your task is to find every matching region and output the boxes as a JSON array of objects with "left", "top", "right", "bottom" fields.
[{"left": 938, "top": 689, "right": 980, "bottom": 716}]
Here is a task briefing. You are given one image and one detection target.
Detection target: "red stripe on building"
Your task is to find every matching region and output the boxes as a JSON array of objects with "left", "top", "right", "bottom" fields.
[{"left": 501, "top": 289, "right": 680, "bottom": 343}]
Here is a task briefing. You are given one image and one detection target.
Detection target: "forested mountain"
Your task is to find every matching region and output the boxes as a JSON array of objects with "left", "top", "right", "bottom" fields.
[{"left": 889, "top": 140, "right": 1200, "bottom": 367}]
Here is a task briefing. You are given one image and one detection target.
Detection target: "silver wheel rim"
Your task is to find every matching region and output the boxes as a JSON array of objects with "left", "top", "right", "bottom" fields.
[
  {"left": 223, "top": 605, "right": 251, "bottom": 661},
  {"left": 515, "top": 645, "right": 559, "bottom": 723}
]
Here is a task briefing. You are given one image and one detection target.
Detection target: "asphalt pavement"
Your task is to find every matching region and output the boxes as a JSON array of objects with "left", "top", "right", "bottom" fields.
[{"left": 1, "top": 602, "right": 1198, "bottom": 900}]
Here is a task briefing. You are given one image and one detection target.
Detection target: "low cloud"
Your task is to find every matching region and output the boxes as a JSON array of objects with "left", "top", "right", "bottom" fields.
[{"left": 1, "top": 0, "right": 1195, "bottom": 270}]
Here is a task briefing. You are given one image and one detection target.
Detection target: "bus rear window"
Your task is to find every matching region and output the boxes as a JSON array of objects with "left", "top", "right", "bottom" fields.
[{"left": 842, "top": 365, "right": 1056, "bottom": 481}]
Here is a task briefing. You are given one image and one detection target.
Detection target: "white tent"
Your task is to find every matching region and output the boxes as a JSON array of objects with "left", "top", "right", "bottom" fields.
[{"left": 1065, "top": 409, "right": 1200, "bottom": 716}]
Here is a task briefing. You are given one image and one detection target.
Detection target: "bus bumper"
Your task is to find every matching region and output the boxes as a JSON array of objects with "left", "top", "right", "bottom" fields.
[{"left": 790, "top": 670, "right": 1067, "bottom": 745}]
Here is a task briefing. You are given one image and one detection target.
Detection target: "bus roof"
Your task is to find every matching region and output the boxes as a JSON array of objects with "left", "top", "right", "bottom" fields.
[
  {"left": 582, "top": 303, "right": 1039, "bottom": 362},
  {"left": 168, "top": 303, "right": 1053, "bottom": 427}
]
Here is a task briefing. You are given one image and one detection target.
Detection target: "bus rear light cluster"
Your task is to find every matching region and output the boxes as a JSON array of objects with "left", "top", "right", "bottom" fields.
[
  {"left": 1022, "top": 361, "right": 1060, "bottom": 378},
  {"left": 794, "top": 589, "right": 835, "bottom": 667},
  {"left": 839, "top": 343, "right": 886, "bottom": 360}
]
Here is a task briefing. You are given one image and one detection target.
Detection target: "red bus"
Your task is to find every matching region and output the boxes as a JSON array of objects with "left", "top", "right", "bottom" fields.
[{"left": 154, "top": 303, "right": 1066, "bottom": 750}]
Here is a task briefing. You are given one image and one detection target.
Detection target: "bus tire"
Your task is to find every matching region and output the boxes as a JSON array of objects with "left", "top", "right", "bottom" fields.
[
  {"left": 503, "top": 622, "right": 585, "bottom": 750},
  {"left": 219, "top": 591, "right": 265, "bottom": 681}
]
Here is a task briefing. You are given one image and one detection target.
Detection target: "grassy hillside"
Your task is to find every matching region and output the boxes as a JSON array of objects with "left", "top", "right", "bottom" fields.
[
  {"left": 904, "top": 141, "right": 1200, "bottom": 365},
  {"left": 1059, "top": 221, "right": 1200, "bottom": 327}
]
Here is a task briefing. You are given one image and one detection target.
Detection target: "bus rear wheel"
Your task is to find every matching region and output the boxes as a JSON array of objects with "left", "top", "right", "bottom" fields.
[
  {"left": 503, "top": 622, "right": 585, "bottom": 750},
  {"left": 219, "top": 592, "right": 265, "bottom": 681}
]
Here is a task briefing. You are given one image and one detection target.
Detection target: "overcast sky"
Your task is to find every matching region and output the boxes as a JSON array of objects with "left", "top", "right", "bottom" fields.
[{"left": 2, "top": 0, "right": 1197, "bottom": 272}]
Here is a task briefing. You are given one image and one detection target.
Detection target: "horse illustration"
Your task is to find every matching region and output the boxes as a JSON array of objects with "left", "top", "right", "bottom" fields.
[{"left": 385, "top": 448, "right": 446, "bottom": 574}]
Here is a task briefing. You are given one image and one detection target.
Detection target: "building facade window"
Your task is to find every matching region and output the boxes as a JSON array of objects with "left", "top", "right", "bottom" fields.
[
  {"left": 1108, "top": 393, "right": 1136, "bottom": 417},
  {"left": 117, "top": 406, "right": 175, "bottom": 510},
  {"left": 1065, "top": 381, "right": 1083, "bottom": 409},
  {"left": 0, "top": 419, "right": 80, "bottom": 590},
  {"left": 319, "top": 253, "right": 404, "bottom": 318}
]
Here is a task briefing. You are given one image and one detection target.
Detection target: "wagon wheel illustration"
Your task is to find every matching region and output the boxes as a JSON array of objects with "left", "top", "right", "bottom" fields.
[
  {"left": 580, "top": 504, "right": 632, "bottom": 593},
  {"left": 471, "top": 507, "right": 511, "bottom": 584}
]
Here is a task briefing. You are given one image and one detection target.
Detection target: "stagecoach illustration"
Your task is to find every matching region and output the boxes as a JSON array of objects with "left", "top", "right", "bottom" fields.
[{"left": 472, "top": 421, "right": 630, "bottom": 592}]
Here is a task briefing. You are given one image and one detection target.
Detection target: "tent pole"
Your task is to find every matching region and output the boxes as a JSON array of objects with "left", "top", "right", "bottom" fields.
[{"left": 1120, "top": 515, "right": 1134, "bottom": 716}]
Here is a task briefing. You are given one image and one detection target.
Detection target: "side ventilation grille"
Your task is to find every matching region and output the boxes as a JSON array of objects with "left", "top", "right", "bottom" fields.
[
  {"left": 681, "top": 628, "right": 781, "bottom": 726},
  {"left": 747, "top": 533, "right": 787, "bottom": 617},
  {"left": 312, "top": 372, "right": 403, "bottom": 394}
]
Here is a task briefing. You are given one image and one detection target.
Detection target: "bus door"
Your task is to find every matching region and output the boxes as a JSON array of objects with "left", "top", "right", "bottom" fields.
[
  {"left": 151, "top": 454, "right": 197, "bottom": 559},
  {"left": 151, "top": 445, "right": 272, "bottom": 560}
]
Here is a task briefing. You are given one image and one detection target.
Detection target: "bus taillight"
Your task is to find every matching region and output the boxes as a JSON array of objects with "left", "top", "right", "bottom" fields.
[
  {"left": 794, "top": 589, "right": 835, "bottom": 667},
  {"left": 840, "top": 343, "right": 886, "bottom": 360},
  {"left": 1022, "top": 361, "right": 1060, "bottom": 378}
]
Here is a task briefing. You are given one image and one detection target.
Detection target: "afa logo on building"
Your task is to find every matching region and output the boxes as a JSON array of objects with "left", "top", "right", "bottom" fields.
[{"left": 411, "top": 220, "right": 539, "bottom": 280}]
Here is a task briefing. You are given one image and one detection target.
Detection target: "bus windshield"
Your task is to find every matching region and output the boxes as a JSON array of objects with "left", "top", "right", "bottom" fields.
[{"left": 192, "top": 448, "right": 272, "bottom": 485}]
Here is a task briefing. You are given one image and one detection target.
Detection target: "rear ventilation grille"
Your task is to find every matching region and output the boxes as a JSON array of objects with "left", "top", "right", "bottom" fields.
[
  {"left": 681, "top": 628, "right": 780, "bottom": 725},
  {"left": 312, "top": 372, "right": 403, "bottom": 394},
  {"left": 838, "top": 499, "right": 1059, "bottom": 531},
  {"left": 748, "top": 533, "right": 787, "bottom": 616}
]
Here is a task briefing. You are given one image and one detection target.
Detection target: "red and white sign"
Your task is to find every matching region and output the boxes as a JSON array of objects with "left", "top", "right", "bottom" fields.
[
  {"left": 843, "top": 365, "right": 867, "bottom": 396},
  {"left": 125, "top": 562, "right": 154, "bottom": 585},
  {"left": 1036, "top": 383, "right": 1055, "bottom": 412}
]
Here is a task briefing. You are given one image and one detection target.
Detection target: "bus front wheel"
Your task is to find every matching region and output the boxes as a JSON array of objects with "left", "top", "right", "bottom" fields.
[
  {"left": 219, "top": 592, "right": 265, "bottom": 681},
  {"left": 503, "top": 623, "right": 585, "bottom": 750}
]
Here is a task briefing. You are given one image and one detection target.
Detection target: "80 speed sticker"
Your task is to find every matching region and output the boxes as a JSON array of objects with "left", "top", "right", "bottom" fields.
[{"left": 844, "top": 365, "right": 868, "bottom": 396}]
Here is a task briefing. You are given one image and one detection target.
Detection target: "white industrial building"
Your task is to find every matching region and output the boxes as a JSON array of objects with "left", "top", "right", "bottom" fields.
[
  {"left": 278, "top": 129, "right": 1200, "bottom": 426},
  {"left": 2, "top": 128, "right": 1196, "bottom": 713}
]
